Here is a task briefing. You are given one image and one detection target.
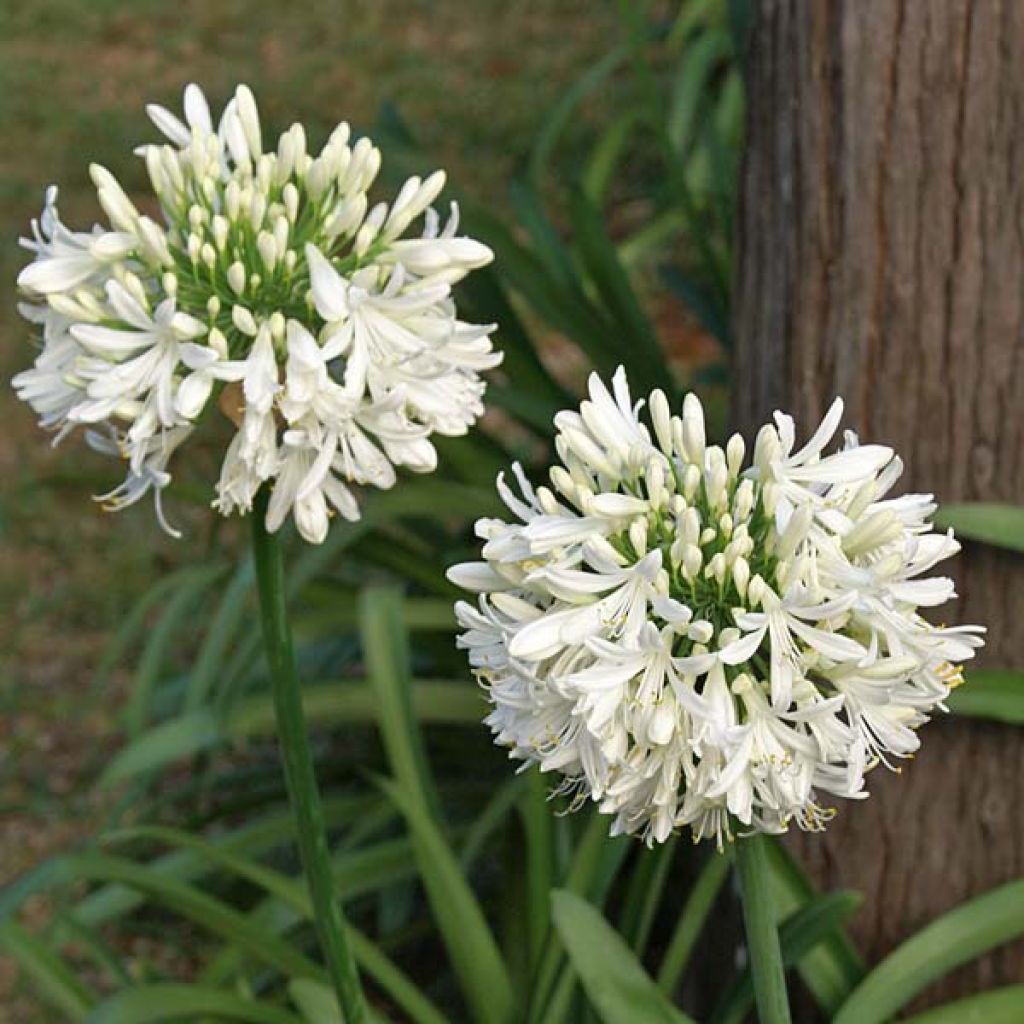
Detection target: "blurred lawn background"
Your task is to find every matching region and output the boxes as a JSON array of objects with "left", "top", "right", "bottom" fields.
[{"left": 0, "top": 1, "right": 635, "bottom": 1014}]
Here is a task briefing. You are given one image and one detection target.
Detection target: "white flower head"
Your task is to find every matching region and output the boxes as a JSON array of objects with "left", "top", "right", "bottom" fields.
[
  {"left": 448, "top": 369, "right": 985, "bottom": 847},
  {"left": 12, "top": 84, "right": 499, "bottom": 542}
]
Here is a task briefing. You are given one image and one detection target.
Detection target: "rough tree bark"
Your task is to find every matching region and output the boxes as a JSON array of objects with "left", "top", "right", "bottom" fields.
[{"left": 733, "top": 0, "right": 1024, "bottom": 1005}]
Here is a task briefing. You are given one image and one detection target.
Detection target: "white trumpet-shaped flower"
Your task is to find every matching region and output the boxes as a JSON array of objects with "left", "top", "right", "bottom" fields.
[
  {"left": 13, "top": 84, "right": 499, "bottom": 542},
  {"left": 449, "top": 369, "right": 984, "bottom": 846}
]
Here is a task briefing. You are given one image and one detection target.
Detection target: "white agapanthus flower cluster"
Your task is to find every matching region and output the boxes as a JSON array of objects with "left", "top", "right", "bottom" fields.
[
  {"left": 449, "top": 369, "right": 984, "bottom": 847},
  {"left": 12, "top": 83, "right": 499, "bottom": 542}
]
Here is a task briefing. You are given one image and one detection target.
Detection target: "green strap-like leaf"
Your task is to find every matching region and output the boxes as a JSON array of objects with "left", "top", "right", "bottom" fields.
[
  {"left": 99, "top": 709, "right": 221, "bottom": 787},
  {"left": 361, "top": 587, "right": 444, "bottom": 819},
  {"left": 84, "top": 984, "right": 301, "bottom": 1023},
  {"left": 568, "top": 187, "right": 669, "bottom": 397},
  {"left": 0, "top": 920, "right": 94, "bottom": 1020},
  {"left": 185, "top": 556, "right": 255, "bottom": 710},
  {"left": 227, "top": 678, "right": 484, "bottom": 740},
  {"left": 765, "top": 839, "right": 864, "bottom": 1015},
  {"left": 711, "top": 891, "right": 862, "bottom": 1024},
  {"left": 550, "top": 889, "right": 696, "bottom": 1024},
  {"left": 124, "top": 563, "right": 224, "bottom": 734},
  {"left": 734, "top": 834, "right": 792, "bottom": 1024},
  {"left": 834, "top": 879, "right": 1024, "bottom": 1024},
  {"left": 67, "top": 852, "right": 320, "bottom": 981},
  {"left": 656, "top": 849, "right": 731, "bottom": 994},
  {"left": 900, "top": 986, "right": 1024, "bottom": 1024},
  {"left": 947, "top": 670, "right": 1024, "bottom": 725},
  {"left": 935, "top": 502, "right": 1024, "bottom": 552},
  {"left": 99, "top": 826, "right": 447, "bottom": 1024},
  {"left": 530, "top": 813, "right": 631, "bottom": 1021},
  {"left": 619, "top": 836, "right": 680, "bottom": 955},
  {"left": 378, "top": 777, "right": 514, "bottom": 1024}
]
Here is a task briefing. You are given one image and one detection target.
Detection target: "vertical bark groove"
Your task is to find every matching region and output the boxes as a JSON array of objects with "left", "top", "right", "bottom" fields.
[{"left": 734, "top": 0, "right": 1024, "bottom": 1006}]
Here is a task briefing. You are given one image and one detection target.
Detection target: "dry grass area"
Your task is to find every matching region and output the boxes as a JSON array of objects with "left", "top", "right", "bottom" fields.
[{"left": 0, "top": 2, "right": 623, "bottom": 1017}]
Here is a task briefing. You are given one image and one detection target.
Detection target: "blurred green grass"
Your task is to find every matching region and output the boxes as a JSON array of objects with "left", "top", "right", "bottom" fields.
[{"left": 0, "top": 2, "right": 625, "bottom": 1014}]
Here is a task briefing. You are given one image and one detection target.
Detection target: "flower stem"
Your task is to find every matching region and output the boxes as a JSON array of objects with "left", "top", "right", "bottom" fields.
[
  {"left": 250, "top": 490, "right": 369, "bottom": 1024},
  {"left": 735, "top": 834, "right": 792, "bottom": 1024}
]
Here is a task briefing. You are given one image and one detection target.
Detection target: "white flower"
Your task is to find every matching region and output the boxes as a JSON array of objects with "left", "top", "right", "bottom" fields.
[
  {"left": 449, "top": 368, "right": 984, "bottom": 847},
  {"left": 12, "top": 83, "right": 499, "bottom": 540}
]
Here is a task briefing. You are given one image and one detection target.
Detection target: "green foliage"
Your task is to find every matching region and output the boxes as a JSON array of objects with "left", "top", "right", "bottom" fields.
[
  {"left": 947, "top": 669, "right": 1024, "bottom": 725},
  {"left": 550, "top": 889, "right": 695, "bottom": 1024},
  {"left": 833, "top": 879, "right": 1024, "bottom": 1024},
  {"left": 935, "top": 502, "right": 1024, "bottom": 553},
  {"left": 3, "top": 2, "right": 1022, "bottom": 1022}
]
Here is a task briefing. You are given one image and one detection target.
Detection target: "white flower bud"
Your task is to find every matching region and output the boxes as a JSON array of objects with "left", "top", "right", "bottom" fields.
[
  {"left": 734, "top": 479, "right": 755, "bottom": 522},
  {"left": 777, "top": 504, "right": 813, "bottom": 560},
  {"left": 250, "top": 193, "right": 267, "bottom": 230},
  {"left": 225, "top": 180, "right": 242, "bottom": 221},
  {"left": 227, "top": 261, "right": 246, "bottom": 295},
  {"left": 706, "top": 552, "right": 727, "bottom": 585},
  {"left": 646, "top": 458, "right": 666, "bottom": 509},
  {"left": 682, "top": 463, "right": 701, "bottom": 501},
  {"left": 283, "top": 183, "right": 299, "bottom": 223},
  {"left": 629, "top": 518, "right": 648, "bottom": 557},
  {"left": 649, "top": 389, "right": 673, "bottom": 455},
  {"left": 257, "top": 231, "right": 277, "bottom": 273},
  {"left": 681, "top": 392, "right": 706, "bottom": 465},
  {"left": 726, "top": 433, "right": 745, "bottom": 479},
  {"left": 682, "top": 544, "right": 703, "bottom": 582},
  {"left": 687, "top": 619, "right": 714, "bottom": 644},
  {"left": 121, "top": 272, "right": 148, "bottom": 309},
  {"left": 273, "top": 215, "right": 289, "bottom": 257},
  {"left": 135, "top": 216, "right": 172, "bottom": 266},
  {"left": 842, "top": 510, "right": 902, "bottom": 557},
  {"left": 235, "top": 85, "right": 262, "bottom": 157},
  {"left": 208, "top": 327, "right": 229, "bottom": 359},
  {"left": 207, "top": 295, "right": 221, "bottom": 318},
  {"left": 212, "top": 215, "right": 229, "bottom": 250},
  {"left": 536, "top": 487, "right": 559, "bottom": 516},
  {"left": 231, "top": 304, "right": 258, "bottom": 336},
  {"left": 732, "top": 556, "right": 750, "bottom": 600},
  {"left": 269, "top": 311, "right": 286, "bottom": 342},
  {"left": 256, "top": 154, "right": 273, "bottom": 194}
]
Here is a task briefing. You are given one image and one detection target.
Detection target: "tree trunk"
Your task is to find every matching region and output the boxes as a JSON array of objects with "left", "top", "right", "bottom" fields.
[{"left": 733, "top": 0, "right": 1024, "bottom": 1007}]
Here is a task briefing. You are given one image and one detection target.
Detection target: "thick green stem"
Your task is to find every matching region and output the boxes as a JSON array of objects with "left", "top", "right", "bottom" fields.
[
  {"left": 735, "top": 835, "right": 791, "bottom": 1024},
  {"left": 251, "top": 491, "right": 369, "bottom": 1024}
]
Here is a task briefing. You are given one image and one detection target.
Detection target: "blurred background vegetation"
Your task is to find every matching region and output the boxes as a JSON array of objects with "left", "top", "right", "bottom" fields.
[
  {"left": 1, "top": 1, "right": 741, "bottom": 1019},
  {"left": 11, "top": 3, "right": 1020, "bottom": 1022}
]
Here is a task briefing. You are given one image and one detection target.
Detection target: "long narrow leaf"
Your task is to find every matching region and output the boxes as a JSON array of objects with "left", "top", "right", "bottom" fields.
[
  {"left": 0, "top": 920, "right": 94, "bottom": 1020},
  {"left": 900, "top": 986, "right": 1024, "bottom": 1024},
  {"left": 568, "top": 187, "right": 667, "bottom": 395},
  {"left": 947, "top": 670, "right": 1024, "bottom": 725},
  {"left": 102, "top": 826, "right": 447, "bottom": 1024},
  {"left": 711, "top": 891, "right": 862, "bottom": 1024},
  {"left": 834, "top": 879, "right": 1024, "bottom": 1024},
  {"left": 935, "top": 503, "right": 1024, "bottom": 553},
  {"left": 124, "top": 564, "right": 224, "bottom": 734},
  {"left": 85, "top": 984, "right": 301, "bottom": 1024},
  {"left": 656, "top": 849, "right": 731, "bottom": 994},
  {"left": 765, "top": 840, "right": 864, "bottom": 1015},
  {"left": 362, "top": 587, "right": 446, "bottom": 819},
  {"left": 550, "top": 889, "right": 695, "bottom": 1024},
  {"left": 99, "top": 709, "right": 221, "bottom": 787},
  {"left": 378, "top": 778, "right": 513, "bottom": 1023}
]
